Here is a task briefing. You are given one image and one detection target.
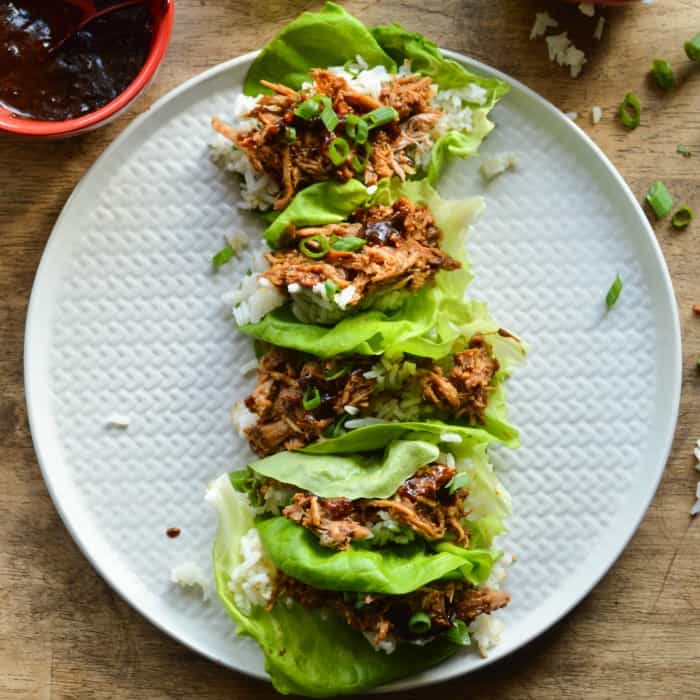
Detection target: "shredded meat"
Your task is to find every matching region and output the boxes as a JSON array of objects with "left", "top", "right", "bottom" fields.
[
  {"left": 244, "top": 348, "right": 375, "bottom": 456},
  {"left": 283, "top": 463, "right": 469, "bottom": 550},
  {"left": 212, "top": 70, "right": 443, "bottom": 209},
  {"left": 422, "top": 335, "right": 500, "bottom": 422},
  {"left": 261, "top": 197, "right": 460, "bottom": 307},
  {"left": 273, "top": 575, "right": 510, "bottom": 645}
]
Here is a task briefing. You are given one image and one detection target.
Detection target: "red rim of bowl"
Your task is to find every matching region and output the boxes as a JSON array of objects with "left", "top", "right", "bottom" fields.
[{"left": 0, "top": 0, "right": 174, "bottom": 137}]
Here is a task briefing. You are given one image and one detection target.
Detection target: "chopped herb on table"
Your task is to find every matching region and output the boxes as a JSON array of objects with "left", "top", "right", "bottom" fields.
[
  {"left": 212, "top": 244, "right": 234, "bottom": 269},
  {"left": 651, "top": 59, "right": 675, "bottom": 89},
  {"left": 619, "top": 93, "right": 641, "bottom": 129},
  {"left": 645, "top": 181, "right": 674, "bottom": 218},
  {"left": 677, "top": 145, "right": 692, "bottom": 158},
  {"left": 685, "top": 33, "right": 700, "bottom": 62},
  {"left": 605, "top": 274, "right": 623, "bottom": 311},
  {"left": 672, "top": 206, "right": 694, "bottom": 230}
]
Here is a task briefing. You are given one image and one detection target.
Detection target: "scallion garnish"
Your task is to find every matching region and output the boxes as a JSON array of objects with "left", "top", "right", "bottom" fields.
[
  {"left": 328, "top": 136, "right": 351, "bottom": 165},
  {"left": 605, "top": 274, "right": 623, "bottom": 311},
  {"left": 685, "top": 34, "right": 700, "bottom": 62},
  {"left": 282, "top": 125, "right": 297, "bottom": 143},
  {"left": 345, "top": 114, "right": 369, "bottom": 143},
  {"left": 299, "top": 234, "right": 330, "bottom": 259},
  {"left": 331, "top": 236, "right": 366, "bottom": 252},
  {"left": 651, "top": 59, "right": 675, "bottom": 90},
  {"left": 408, "top": 612, "right": 432, "bottom": 634},
  {"left": 671, "top": 206, "right": 694, "bottom": 230},
  {"left": 645, "top": 180, "right": 674, "bottom": 218},
  {"left": 325, "top": 415, "right": 349, "bottom": 437},
  {"left": 294, "top": 98, "right": 320, "bottom": 120},
  {"left": 363, "top": 106, "right": 398, "bottom": 130},
  {"left": 619, "top": 93, "right": 641, "bottom": 129},
  {"left": 324, "top": 365, "right": 350, "bottom": 380},
  {"left": 212, "top": 244, "right": 234, "bottom": 269},
  {"left": 324, "top": 279, "right": 338, "bottom": 299},
  {"left": 445, "top": 619, "right": 471, "bottom": 646},
  {"left": 446, "top": 472, "right": 469, "bottom": 495},
  {"left": 302, "top": 385, "right": 321, "bottom": 411},
  {"left": 677, "top": 145, "right": 692, "bottom": 158},
  {"left": 317, "top": 95, "right": 339, "bottom": 132}
]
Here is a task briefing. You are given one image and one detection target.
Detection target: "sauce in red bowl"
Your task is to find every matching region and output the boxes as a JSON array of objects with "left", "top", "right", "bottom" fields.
[{"left": 0, "top": 0, "right": 173, "bottom": 136}]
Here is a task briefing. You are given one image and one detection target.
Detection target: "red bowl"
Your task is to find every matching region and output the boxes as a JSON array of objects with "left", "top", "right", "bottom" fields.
[{"left": 0, "top": 0, "right": 174, "bottom": 138}]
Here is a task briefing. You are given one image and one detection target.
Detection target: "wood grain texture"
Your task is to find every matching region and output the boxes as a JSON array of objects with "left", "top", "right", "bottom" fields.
[{"left": 1, "top": 1, "right": 699, "bottom": 698}]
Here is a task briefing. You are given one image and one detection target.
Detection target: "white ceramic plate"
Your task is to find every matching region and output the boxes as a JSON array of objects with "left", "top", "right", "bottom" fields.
[{"left": 25, "top": 51, "right": 681, "bottom": 691}]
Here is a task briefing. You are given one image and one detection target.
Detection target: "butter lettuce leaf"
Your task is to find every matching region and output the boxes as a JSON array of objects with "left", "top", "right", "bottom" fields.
[
  {"left": 208, "top": 474, "right": 458, "bottom": 697},
  {"left": 257, "top": 516, "right": 498, "bottom": 594},
  {"left": 249, "top": 439, "right": 440, "bottom": 499}
]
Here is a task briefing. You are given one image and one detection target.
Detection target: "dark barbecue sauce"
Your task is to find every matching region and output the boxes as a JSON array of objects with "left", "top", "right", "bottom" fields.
[{"left": 0, "top": 1, "right": 153, "bottom": 121}]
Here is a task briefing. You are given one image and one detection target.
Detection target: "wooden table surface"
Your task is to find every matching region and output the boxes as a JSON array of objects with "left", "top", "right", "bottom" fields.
[{"left": 2, "top": 1, "right": 699, "bottom": 698}]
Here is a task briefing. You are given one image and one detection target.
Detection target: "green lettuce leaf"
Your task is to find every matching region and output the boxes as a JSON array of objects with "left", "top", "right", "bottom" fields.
[
  {"left": 264, "top": 180, "right": 369, "bottom": 249},
  {"left": 208, "top": 474, "right": 458, "bottom": 697},
  {"left": 249, "top": 439, "right": 440, "bottom": 499},
  {"left": 244, "top": 2, "right": 395, "bottom": 96},
  {"left": 257, "top": 516, "right": 499, "bottom": 593},
  {"left": 302, "top": 420, "right": 498, "bottom": 455}
]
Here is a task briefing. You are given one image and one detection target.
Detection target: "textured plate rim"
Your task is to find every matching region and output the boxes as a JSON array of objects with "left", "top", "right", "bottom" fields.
[{"left": 24, "top": 49, "right": 682, "bottom": 691}]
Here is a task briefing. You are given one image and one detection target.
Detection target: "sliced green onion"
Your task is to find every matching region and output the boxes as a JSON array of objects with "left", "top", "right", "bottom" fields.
[
  {"left": 282, "top": 125, "right": 297, "bottom": 143},
  {"left": 302, "top": 386, "right": 321, "bottom": 411},
  {"left": 446, "top": 472, "right": 469, "bottom": 495},
  {"left": 343, "top": 58, "right": 361, "bottom": 77},
  {"left": 363, "top": 106, "right": 399, "bottom": 130},
  {"left": 324, "top": 279, "right": 338, "bottom": 299},
  {"left": 619, "top": 93, "right": 641, "bottom": 129},
  {"left": 328, "top": 136, "right": 351, "bottom": 165},
  {"left": 645, "top": 180, "right": 674, "bottom": 218},
  {"left": 299, "top": 234, "right": 330, "bottom": 259},
  {"left": 212, "top": 244, "right": 234, "bottom": 269},
  {"left": 313, "top": 95, "right": 339, "bottom": 132},
  {"left": 294, "top": 98, "right": 320, "bottom": 120},
  {"left": 677, "top": 145, "right": 692, "bottom": 158},
  {"left": 331, "top": 236, "right": 366, "bottom": 252},
  {"left": 345, "top": 114, "right": 369, "bottom": 144},
  {"left": 325, "top": 415, "right": 348, "bottom": 437},
  {"left": 324, "top": 365, "right": 350, "bottom": 380},
  {"left": 408, "top": 611, "right": 432, "bottom": 634},
  {"left": 445, "top": 619, "right": 471, "bottom": 646},
  {"left": 605, "top": 274, "right": 623, "bottom": 311},
  {"left": 671, "top": 206, "right": 693, "bottom": 229},
  {"left": 685, "top": 33, "right": 700, "bottom": 62},
  {"left": 651, "top": 59, "right": 675, "bottom": 90},
  {"left": 351, "top": 156, "right": 365, "bottom": 173}
]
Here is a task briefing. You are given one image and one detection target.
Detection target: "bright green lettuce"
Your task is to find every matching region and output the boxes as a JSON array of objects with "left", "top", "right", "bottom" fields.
[
  {"left": 244, "top": 3, "right": 395, "bottom": 96},
  {"left": 264, "top": 180, "right": 369, "bottom": 249},
  {"left": 243, "top": 3, "right": 508, "bottom": 182},
  {"left": 301, "top": 420, "right": 502, "bottom": 455},
  {"left": 208, "top": 474, "right": 458, "bottom": 697},
  {"left": 249, "top": 439, "right": 440, "bottom": 499},
  {"left": 257, "top": 516, "right": 498, "bottom": 594}
]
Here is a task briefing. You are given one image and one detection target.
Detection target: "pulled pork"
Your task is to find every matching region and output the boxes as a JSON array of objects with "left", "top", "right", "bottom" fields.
[
  {"left": 245, "top": 340, "right": 499, "bottom": 456},
  {"left": 273, "top": 575, "right": 510, "bottom": 646},
  {"left": 212, "top": 69, "right": 443, "bottom": 209},
  {"left": 244, "top": 347, "right": 375, "bottom": 456},
  {"left": 261, "top": 197, "right": 460, "bottom": 307},
  {"left": 283, "top": 462, "right": 469, "bottom": 550},
  {"left": 422, "top": 334, "right": 500, "bottom": 422}
]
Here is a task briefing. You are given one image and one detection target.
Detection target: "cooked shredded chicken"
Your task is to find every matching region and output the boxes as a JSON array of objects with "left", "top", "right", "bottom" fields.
[
  {"left": 272, "top": 575, "right": 510, "bottom": 645},
  {"left": 283, "top": 463, "right": 469, "bottom": 550},
  {"left": 261, "top": 197, "right": 460, "bottom": 307},
  {"left": 245, "top": 340, "right": 499, "bottom": 455},
  {"left": 244, "top": 348, "right": 375, "bottom": 455},
  {"left": 212, "top": 69, "right": 444, "bottom": 209},
  {"left": 422, "top": 335, "right": 500, "bottom": 422}
]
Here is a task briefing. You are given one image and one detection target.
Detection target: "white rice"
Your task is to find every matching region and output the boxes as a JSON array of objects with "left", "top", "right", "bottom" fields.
[
  {"left": 480, "top": 152, "right": 519, "bottom": 181},
  {"left": 231, "top": 400, "right": 258, "bottom": 437},
  {"left": 530, "top": 11, "right": 558, "bottom": 40},
  {"left": 171, "top": 562, "right": 210, "bottom": 601},
  {"left": 343, "top": 405, "right": 360, "bottom": 416},
  {"left": 362, "top": 630, "right": 397, "bottom": 654},
  {"left": 545, "top": 32, "right": 587, "bottom": 78},
  {"left": 259, "top": 484, "right": 295, "bottom": 516},
  {"left": 486, "top": 551, "right": 515, "bottom": 591},
  {"left": 578, "top": 2, "right": 595, "bottom": 17},
  {"left": 230, "top": 271, "right": 286, "bottom": 326},
  {"left": 438, "top": 451, "right": 456, "bottom": 468},
  {"left": 238, "top": 358, "right": 258, "bottom": 376},
  {"left": 564, "top": 111, "right": 578, "bottom": 121},
  {"left": 344, "top": 417, "right": 387, "bottom": 429},
  {"left": 591, "top": 106, "right": 603, "bottom": 124},
  {"left": 469, "top": 612, "right": 504, "bottom": 657},
  {"left": 694, "top": 438, "right": 700, "bottom": 468},
  {"left": 334, "top": 285, "right": 356, "bottom": 310},
  {"left": 228, "top": 527, "right": 277, "bottom": 614},
  {"left": 690, "top": 440, "right": 700, "bottom": 515},
  {"left": 594, "top": 16, "right": 606, "bottom": 41},
  {"left": 106, "top": 414, "right": 130, "bottom": 429},
  {"left": 439, "top": 432, "right": 463, "bottom": 444}
]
